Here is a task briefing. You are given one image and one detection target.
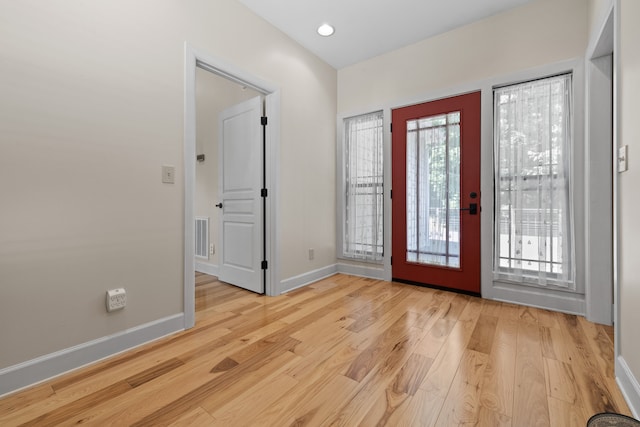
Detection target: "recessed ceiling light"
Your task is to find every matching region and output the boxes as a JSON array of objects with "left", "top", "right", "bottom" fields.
[{"left": 317, "top": 23, "right": 335, "bottom": 37}]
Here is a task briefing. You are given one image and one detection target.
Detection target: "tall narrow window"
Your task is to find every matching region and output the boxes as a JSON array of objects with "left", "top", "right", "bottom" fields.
[
  {"left": 494, "top": 74, "right": 575, "bottom": 287},
  {"left": 343, "top": 111, "right": 384, "bottom": 261}
]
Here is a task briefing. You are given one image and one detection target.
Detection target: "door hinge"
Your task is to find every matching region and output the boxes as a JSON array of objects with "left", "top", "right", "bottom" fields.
[
  {"left": 261, "top": 260, "right": 268, "bottom": 270},
  {"left": 390, "top": 256, "right": 393, "bottom": 265},
  {"left": 261, "top": 116, "right": 268, "bottom": 126},
  {"left": 390, "top": 123, "right": 393, "bottom": 133},
  {"left": 261, "top": 188, "right": 268, "bottom": 197},
  {"left": 390, "top": 189, "right": 392, "bottom": 199}
]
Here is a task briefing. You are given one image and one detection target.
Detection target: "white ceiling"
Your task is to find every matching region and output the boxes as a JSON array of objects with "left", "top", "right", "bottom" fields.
[{"left": 238, "top": 0, "right": 533, "bottom": 69}]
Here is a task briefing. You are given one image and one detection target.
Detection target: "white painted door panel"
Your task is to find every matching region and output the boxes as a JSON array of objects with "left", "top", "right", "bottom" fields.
[{"left": 218, "top": 96, "right": 263, "bottom": 293}]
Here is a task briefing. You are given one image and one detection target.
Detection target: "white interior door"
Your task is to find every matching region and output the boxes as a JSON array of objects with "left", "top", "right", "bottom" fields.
[{"left": 217, "top": 96, "right": 264, "bottom": 293}]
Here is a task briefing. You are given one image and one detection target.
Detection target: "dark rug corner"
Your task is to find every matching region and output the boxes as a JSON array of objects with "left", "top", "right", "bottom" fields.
[{"left": 587, "top": 413, "right": 640, "bottom": 427}]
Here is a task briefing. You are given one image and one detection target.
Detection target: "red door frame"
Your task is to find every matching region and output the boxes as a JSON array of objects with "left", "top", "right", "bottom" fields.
[{"left": 391, "top": 91, "right": 481, "bottom": 294}]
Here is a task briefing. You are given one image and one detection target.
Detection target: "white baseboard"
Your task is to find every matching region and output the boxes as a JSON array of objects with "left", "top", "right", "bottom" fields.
[
  {"left": 0, "top": 314, "right": 184, "bottom": 398},
  {"left": 337, "top": 262, "right": 385, "bottom": 280},
  {"left": 280, "top": 264, "right": 338, "bottom": 294},
  {"left": 487, "top": 281, "right": 585, "bottom": 315},
  {"left": 195, "top": 261, "right": 219, "bottom": 277},
  {"left": 617, "top": 355, "right": 640, "bottom": 419}
]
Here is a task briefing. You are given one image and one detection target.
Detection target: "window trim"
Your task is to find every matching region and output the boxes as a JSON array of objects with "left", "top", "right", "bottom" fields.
[
  {"left": 337, "top": 110, "right": 385, "bottom": 263},
  {"left": 492, "top": 71, "right": 578, "bottom": 290}
]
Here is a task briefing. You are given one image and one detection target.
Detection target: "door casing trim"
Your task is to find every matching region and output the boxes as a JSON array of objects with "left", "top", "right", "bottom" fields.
[{"left": 184, "top": 43, "right": 281, "bottom": 328}]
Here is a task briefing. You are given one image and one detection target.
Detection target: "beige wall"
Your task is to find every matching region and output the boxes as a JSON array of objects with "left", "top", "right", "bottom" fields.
[
  {"left": 195, "top": 68, "right": 261, "bottom": 268},
  {"left": 0, "top": 0, "right": 336, "bottom": 369},
  {"left": 618, "top": 0, "right": 640, "bottom": 397},
  {"left": 338, "top": 0, "right": 587, "bottom": 114}
]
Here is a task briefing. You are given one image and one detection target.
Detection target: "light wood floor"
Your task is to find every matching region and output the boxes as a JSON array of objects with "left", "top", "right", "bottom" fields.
[{"left": 0, "top": 273, "right": 631, "bottom": 426}]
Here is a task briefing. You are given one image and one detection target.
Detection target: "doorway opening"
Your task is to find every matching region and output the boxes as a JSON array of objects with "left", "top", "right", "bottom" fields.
[
  {"left": 586, "top": 7, "right": 614, "bottom": 327},
  {"left": 184, "top": 44, "right": 281, "bottom": 328},
  {"left": 195, "top": 69, "right": 264, "bottom": 293}
]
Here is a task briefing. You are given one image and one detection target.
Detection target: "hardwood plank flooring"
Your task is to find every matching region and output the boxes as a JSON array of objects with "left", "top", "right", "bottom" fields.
[{"left": 0, "top": 273, "right": 632, "bottom": 426}]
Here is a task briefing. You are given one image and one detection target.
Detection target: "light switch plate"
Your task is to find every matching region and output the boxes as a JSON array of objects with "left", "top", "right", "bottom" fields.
[
  {"left": 162, "top": 165, "right": 175, "bottom": 183},
  {"left": 618, "top": 145, "right": 628, "bottom": 173}
]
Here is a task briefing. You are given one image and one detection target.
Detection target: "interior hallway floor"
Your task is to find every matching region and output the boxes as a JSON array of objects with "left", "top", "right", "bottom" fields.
[{"left": 0, "top": 273, "right": 631, "bottom": 426}]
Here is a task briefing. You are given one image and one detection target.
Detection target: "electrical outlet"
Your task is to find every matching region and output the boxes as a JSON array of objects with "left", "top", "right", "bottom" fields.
[
  {"left": 209, "top": 243, "right": 215, "bottom": 255},
  {"left": 308, "top": 248, "right": 314, "bottom": 260},
  {"left": 106, "top": 288, "right": 126, "bottom": 312}
]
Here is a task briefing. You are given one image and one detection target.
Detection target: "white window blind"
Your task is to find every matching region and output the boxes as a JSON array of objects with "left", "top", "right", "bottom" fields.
[
  {"left": 494, "top": 73, "right": 575, "bottom": 288},
  {"left": 343, "top": 111, "right": 384, "bottom": 261}
]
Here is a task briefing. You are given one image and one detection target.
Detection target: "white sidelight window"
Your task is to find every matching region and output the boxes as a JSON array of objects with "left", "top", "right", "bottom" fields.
[
  {"left": 494, "top": 73, "right": 575, "bottom": 288},
  {"left": 342, "top": 111, "right": 384, "bottom": 261}
]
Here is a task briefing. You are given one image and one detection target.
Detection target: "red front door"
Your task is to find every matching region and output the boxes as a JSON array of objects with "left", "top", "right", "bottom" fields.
[{"left": 392, "top": 92, "right": 481, "bottom": 294}]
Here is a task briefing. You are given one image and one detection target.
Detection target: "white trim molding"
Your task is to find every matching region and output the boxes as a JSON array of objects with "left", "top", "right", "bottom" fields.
[
  {"left": 337, "top": 262, "right": 385, "bottom": 280},
  {"left": 195, "top": 261, "right": 220, "bottom": 277},
  {"left": 617, "top": 355, "right": 640, "bottom": 419},
  {"left": 584, "top": 55, "right": 614, "bottom": 325},
  {"left": 280, "top": 265, "right": 338, "bottom": 294},
  {"left": 0, "top": 314, "right": 184, "bottom": 398},
  {"left": 490, "top": 281, "right": 585, "bottom": 315}
]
